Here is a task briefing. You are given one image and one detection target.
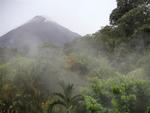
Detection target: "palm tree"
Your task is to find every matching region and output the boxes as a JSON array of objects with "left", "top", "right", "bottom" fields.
[{"left": 47, "top": 83, "right": 84, "bottom": 113}]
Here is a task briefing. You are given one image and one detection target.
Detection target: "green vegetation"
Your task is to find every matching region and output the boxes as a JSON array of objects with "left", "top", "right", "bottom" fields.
[
  {"left": 84, "top": 76, "right": 150, "bottom": 113},
  {"left": 47, "top": 83, "right": 83, "bottom": 113},
  {"left": 0, "top": 0, "right": 150, "bottom": 112}
]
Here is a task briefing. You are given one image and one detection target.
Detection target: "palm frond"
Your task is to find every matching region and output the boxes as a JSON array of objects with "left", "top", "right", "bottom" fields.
[
  {"left": 52, "top": 92, "right": 66, "bottom": 101},
  {"left": 65, "top": 84, "right": 74, "bottom": 98},
  {"left": 71, "top": 95, "right": 84, "bottom": 105},
  {"left": 72, "top": 95, "right": 84, "bottom": 101},
  {"left": 47, "top": 100, "right": 66, "bottom": 113}
]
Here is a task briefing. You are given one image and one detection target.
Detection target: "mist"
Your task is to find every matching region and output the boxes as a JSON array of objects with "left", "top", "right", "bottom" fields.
[{"left": 0, "top": 0, "right": 150, "bottom": 113}]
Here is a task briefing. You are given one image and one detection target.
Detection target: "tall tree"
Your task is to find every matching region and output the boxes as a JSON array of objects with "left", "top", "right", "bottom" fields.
[{"left": 47, "top": 83, "right": 84, "bottom": 113}]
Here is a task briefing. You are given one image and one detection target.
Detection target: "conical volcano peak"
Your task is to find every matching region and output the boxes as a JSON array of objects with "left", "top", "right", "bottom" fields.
[
  {"left": 33, "top": 15, "right": 46, "bottom": 20},
  {"left": 31, "top": 15, "right": 52, "bottom": 23},
  {"left": 0, "top": 15, "right": 81, "bottom": 49}
]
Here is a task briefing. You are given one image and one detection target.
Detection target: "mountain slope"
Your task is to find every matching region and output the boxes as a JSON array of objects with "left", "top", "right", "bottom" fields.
[{"left": 0, "top": 16, "right": 80, "bottom": 50}]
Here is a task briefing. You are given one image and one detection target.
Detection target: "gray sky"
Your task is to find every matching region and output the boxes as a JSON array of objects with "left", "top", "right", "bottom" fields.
[{"left": 0, "top": 0, "right": 116, "bottom": 36}]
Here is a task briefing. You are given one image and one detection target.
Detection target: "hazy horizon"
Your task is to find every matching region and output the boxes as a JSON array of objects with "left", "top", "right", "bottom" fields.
[{"left": 0, "top": 0, "right": 116, "bottom": 36}]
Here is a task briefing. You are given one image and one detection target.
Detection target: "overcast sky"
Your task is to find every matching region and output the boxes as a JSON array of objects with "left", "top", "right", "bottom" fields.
[{"left": 0, "top": 0, "right": 116, "bottom": 36}]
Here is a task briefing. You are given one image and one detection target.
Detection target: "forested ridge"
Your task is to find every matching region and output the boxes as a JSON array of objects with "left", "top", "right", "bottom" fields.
[{"left": 0, "top": 0, "right": 150, "bottom": 113}]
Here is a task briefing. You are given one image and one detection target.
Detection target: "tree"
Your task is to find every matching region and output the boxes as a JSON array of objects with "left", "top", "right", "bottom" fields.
[
  {"left": 47, "top": 83, "right": 84, "bottom": 113},
  {"left": 110, "top": 0, "right": 150, "bottom": 25},
  {"left": 95, "top": 0, "right": 150, "bottom": 53},
  {"left": 84, "top": 76, "right": 150, "bottom": 113},
  {"left": 84, "top": 96, "right": 105, "bottom": 113}
]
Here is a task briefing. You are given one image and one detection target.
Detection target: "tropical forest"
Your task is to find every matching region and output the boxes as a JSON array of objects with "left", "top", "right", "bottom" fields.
[{"left": 0, "top": 0, "right": 150, "bottom": 113}]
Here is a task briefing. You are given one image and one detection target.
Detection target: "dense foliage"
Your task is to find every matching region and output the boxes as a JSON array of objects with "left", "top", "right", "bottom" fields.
[{"left": 0, "top": 0, "right": 150, "bottom": 112}]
